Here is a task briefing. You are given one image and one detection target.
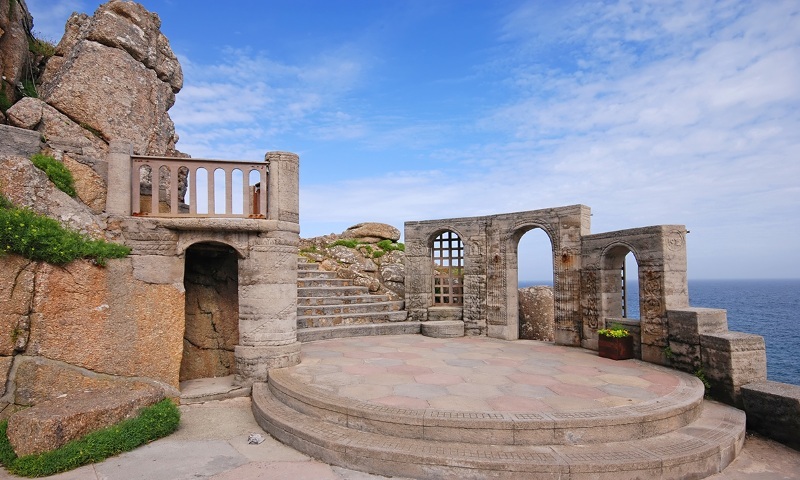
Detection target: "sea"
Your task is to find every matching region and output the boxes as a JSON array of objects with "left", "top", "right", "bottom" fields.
[{"left": 520, "top": 279, "right": 800, "bottom": 386}]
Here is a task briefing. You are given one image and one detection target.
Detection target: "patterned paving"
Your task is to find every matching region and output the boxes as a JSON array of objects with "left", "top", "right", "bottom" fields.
[{"left": 290, "top": 335, "right": 685, "bottom": 413}]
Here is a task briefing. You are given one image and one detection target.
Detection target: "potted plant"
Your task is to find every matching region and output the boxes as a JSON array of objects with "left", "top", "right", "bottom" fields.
[{"left": 597, "top": 324, "right": 634, "bottom": 360}]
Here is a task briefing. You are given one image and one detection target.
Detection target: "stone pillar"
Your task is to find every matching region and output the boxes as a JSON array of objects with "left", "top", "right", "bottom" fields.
[
  {"left": 235, "top": 151, "right": 301, "bottom": 385},
  {"left": 265, "top": 151, "right": 299, "bottom": 224},
  {"left": 106, "top": 140, "right": 132, "bottom": 215},
  {"left": 403, "top": 238, "right": 431, "bottom": 322},
  {"left": 700, "top": 331, "right": 767, "bottom": 407}
]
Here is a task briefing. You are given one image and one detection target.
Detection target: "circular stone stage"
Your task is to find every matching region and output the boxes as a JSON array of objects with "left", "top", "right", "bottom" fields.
[{"left": 253, "top": 335, "right": 745, "bottom": 480}]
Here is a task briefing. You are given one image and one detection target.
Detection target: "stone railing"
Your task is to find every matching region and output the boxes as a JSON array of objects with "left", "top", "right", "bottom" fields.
[{"left": 130, "top": 155, "right": 268, "bottom": 218}]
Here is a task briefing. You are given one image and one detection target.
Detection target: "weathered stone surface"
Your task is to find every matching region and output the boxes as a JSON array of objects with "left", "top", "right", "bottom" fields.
[
  {"left": 26, "top": 258, "right": 184, "bottom": 389},
  {"left": 519, "top": 286, "right": 554, "bottom": 341},
  {"left": 39, "top": 1, "right": 183, "bottom": 156},
  {"left": 0, "top": 0, "right": 33, "bottom": 108},
  {"left": 181, "top": 245, "right": 239, "bottom": 381},
  {"left": 7, "top": 383, "right": 164, "bottom": 456},
  {"left": 700, "top": 331, "right": 767, "bottom": 406},
  {"left": 0, "top": 356, "right": 13, "bottom": 397},
  {"left": 0, "top": 255, "right": 35, "bottom": 356},
  {"left": 341, "top": 222, "right": 401, "bottom": 243},
  {"left": 0, "top": 154, "right": 106, "bottom": 237},
  {"left": 11, "top": 356, "right": 134, "bottom": 406},
  {"left": 0, "top": 124, "right": 41, "bottom": 157},
  {"left": 741, "top": 381, "right": 800, "bottom": 450},
  {"left": 63, "top": 152, "right": 106, "bottom": 213}
]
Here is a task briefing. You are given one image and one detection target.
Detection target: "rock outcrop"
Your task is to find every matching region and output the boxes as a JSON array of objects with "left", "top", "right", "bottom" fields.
[
  {"left": 300, "top": 224, "right": 406, "bottom": 300},
  {"left": 0, "top": 0, "right": 33, "bottom": 109},
  {"left": 39, "top": 0, "right": 182, "bottom": 156}
]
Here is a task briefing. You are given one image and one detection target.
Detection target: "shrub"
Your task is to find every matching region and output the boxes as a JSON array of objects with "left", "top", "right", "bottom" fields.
[
  {"left": 376, "top": 239, "right": 405, "bottom": 252},
  {"left": 327, "top": 239, "right": 359, "bottom": 249},
  {"left": 30, "top": 153, "right": 76, "bottom": 197},
  {"left": 0, "top": 195, "right": 130, "bottom": 265},
  {"left": 0, "top": 399, "right": 180, "bottom": 477}
]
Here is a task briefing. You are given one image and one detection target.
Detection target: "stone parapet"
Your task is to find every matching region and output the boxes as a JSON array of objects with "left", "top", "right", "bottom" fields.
[
  {"left": 741, "top": 381, "right": 800, "bottom": 450},
  {"left": 700, "top": 331, "right": 767, "bottom": 407}
]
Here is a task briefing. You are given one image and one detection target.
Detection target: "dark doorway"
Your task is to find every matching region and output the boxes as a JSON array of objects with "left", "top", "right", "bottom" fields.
[{"left": 181, "top": 243, "right": 239, "bottom": 381}]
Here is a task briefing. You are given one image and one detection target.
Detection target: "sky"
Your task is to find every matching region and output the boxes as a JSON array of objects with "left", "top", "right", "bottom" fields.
[{"left": 26, "top": 0, "right": 800, "bottom": 280}]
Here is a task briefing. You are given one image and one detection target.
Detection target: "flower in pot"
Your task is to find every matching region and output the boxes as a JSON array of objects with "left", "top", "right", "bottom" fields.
[{"left": 597, "top": 325, "right": 634, "bottom": 360}]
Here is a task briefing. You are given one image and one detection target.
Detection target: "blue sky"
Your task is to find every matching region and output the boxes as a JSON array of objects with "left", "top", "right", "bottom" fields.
[{"left": 28, "top": 0, "right": 800, "bottom": 279}]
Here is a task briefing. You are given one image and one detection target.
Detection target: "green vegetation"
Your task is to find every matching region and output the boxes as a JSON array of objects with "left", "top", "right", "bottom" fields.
[
  {"left": 694, "top": 367, "right": 711, "bottom": 394},
  {"left": 377, "top": 239, "right": 405, "bottom": 252},
  {"left": 372, "top": 250, "right": 386, "bottom": 259},
  {"left": 0, "top": 83, "right": 12, "bottom": 112},
  {"left": 0, "top": 194, "right": 130, "bottom": 266},
  {"left": 30, "top": 153, "right": 76, "bottom": 197},
  {"left": 28, "top": 34, "right": 56, "bottom": 59},
  {"left": 328, "top": 239, "right": 359, "bottom": 249},
  {"left": 0, "top": 399, "right": 180, "bottom": 477}
]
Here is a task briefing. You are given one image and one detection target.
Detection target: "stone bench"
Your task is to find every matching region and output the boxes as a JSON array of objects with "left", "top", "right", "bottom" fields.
[
  {"left": 7, "top": 384, "right": 164, "bottom": 456},
  {"left": 741, "top": 381, "right": 800, "bottom": 450}
]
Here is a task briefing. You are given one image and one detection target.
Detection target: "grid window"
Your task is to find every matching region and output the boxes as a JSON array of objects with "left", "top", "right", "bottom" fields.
[{"left": 432, "top": 231, "right": 464, "bottom": 305}]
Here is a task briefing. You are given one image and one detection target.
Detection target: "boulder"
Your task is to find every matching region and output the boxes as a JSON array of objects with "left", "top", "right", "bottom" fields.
[
  {"left": 341, "top": 222, "right": 401, "bottom": 243},
  {"left": 518, "top": 286, "right": 554, "bottom": 341},
  {"left": 39, "top": 0, "right": 183, "bottom": 156},
  {"left": 7, "top": 383, "right": 164, "bottom": 456},
  {"left": 0, "top": 0, "right": 33, "bottom": 108}
]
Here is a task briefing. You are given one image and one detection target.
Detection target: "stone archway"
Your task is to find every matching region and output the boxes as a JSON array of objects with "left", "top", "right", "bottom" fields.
[{"left": 181, "top": 242, "right": 240, "bottom": 381}]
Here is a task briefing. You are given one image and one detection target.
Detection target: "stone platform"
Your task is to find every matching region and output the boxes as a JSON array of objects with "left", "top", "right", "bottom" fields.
[{"left": 253, "top": 335, "right": 746, "bottom": 479}]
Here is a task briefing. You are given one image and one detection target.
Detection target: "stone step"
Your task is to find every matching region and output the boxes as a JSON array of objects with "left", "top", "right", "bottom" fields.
[
  {"left": 253, "top": 382, "right": 745, "bottom": 480},
  {"left": 297, "top": 270, "right": 338, "bottom": 279},
  {"left": 298, "top": 301, "right": 405, "bottom": 318},
  {"left": 297, "top": 261, "right": 319, "bottom": 270},
  {"left": 297, "top": 294, "right": 393, "bottom": 306},
  {"left": 297, "top": 278, "right": 354, "bottom": 288},
  {"left": 297, "top": 323, "right": 423, "bottom": 343},
  {"left": 297, "top": 311, "right": 409, "bottom": 329},
  {"left": 267, "top": 367, "right": 704, "bottom": 446},
  {"left": 298, "top": 286, "right": 372, "bottom": 298}
]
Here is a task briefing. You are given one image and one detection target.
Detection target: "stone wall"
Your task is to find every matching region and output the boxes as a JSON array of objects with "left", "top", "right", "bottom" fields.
[{"left": 518, "top": 286, "right": 554, "bottom": 341}]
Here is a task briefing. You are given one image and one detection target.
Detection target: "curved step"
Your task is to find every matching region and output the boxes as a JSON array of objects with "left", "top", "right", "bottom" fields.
[
  {"left": 298, "top": 286, "right": 372, "bottom": 297},
  {"left": 267, "top": 366, "right": 705, "bottom": 446},
  {"left": 253, "top": 383, "right": 744, "bottom": 480},
  {"left": 298, "top": 322, "right": 423, "bottom": 342}
]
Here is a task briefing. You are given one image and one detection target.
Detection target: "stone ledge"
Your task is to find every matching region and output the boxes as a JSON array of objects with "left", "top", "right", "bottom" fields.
[
  {"left": 7, "top": 384, "right": 164, "bottom": 456},
  {"left": 297, "top": 322, "right": 422, "bottom": 343},
  {"left": 741, "top": 381, "right": 800, "bottom": 450},
  {"left": 421, "top": 320, "right": 465, "bottom": 338}
]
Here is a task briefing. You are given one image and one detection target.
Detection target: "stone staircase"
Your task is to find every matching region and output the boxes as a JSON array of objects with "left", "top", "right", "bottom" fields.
[{"left": 297, "top": 259, "right": 410, "bottom": 341}]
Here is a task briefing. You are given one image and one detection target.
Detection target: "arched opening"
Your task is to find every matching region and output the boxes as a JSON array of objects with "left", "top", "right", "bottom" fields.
[
  {"left": 181, "top": 242, "right": 240, "bottom": 383},
  {"left": 600, "top": 245, "right": 642, "bottom": 357},
  {"left": 431, "top": 230, "right": 463, "bottom": 306},
  {"left": 517, "top": 228, "right": 555, "bottom": 341}
]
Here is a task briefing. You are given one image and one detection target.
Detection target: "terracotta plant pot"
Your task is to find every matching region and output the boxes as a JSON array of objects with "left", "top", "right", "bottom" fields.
[{"left": 598, "top": 335, "right": 634, "bottom": 360}]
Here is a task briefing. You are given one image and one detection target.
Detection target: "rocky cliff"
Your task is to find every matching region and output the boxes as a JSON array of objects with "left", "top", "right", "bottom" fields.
[{"left": 0, "top": 0, "right": 187, "bottom": 415}]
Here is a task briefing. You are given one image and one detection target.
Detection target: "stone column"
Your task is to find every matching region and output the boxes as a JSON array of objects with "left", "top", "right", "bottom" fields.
[
  {"left": 106, "top": 140, "right": 132, "bottom": 215},
  {"left": 235, "top": 151, "right": 301, "bottom": 385},
  {"left": 265, "top": 151, "right": 299, "bottom": 224}
]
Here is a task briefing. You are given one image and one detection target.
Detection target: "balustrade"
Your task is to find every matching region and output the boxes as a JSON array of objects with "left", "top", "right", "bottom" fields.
[{"left": 130, "top": 156, "right": 268, "bottom": 218}]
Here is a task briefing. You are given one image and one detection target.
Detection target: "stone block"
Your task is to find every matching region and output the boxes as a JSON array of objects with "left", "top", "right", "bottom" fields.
[
  {"left": 421, "top": 320, "right": 465, "bottom": 338},
  {"left": 235, "top": 342, "right": 301, "bottom": 385},
  {"left": 0, "top": 125, "right": 42, "bottom": 157},
  {"left": 7, "top": 384, "right": 164, "bottom": 456},
  {"left": 427, "top": 307, "right": 463, "bottom": 322},
  {"left": 701, "top": 331, "right": 767, "bottom": 406},
  {"left": 668, "top": 307, "right": 728, "bottom": 345},
  {"left": 741, "top": 381, "right": 800, "bottom": 450}
]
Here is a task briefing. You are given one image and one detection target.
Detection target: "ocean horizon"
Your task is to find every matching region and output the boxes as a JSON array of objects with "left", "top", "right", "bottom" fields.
[{"left": 519, "top": 278, "right": 800, "bottom": 387}]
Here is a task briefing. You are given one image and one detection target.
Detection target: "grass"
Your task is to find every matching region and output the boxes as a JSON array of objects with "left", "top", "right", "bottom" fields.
[
  {"left": 30, "top": 153, "right": 76, "bottom": 197},
  {"left": 0, "top": 399, "right": 180, "bottom": 477},
  {"left": 327, "top": 239, "right": 359, "bottom": 249},
  {"left": 377, "top": 239, "right": 405, "bottom": 252},
  {"left": 0, "top": 194, "right": 130, "bottom": 266},
  {"left": 28, "top": 34, "right": 56, "bottom": 59}
]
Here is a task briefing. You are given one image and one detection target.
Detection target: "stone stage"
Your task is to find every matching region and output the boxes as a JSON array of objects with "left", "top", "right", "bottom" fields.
[{"left": 253, "top": 334, "right": 745, "bottom": 479}]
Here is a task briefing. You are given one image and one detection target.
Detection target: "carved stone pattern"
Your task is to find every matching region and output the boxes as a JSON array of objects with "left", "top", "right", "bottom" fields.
[
  {"left": 583, "top": 271, "right": 599, "bottom": 330},
  {"left": 666, "top": 230, "right": 685, "bottom": 252},
  {"left": 641, "top": 270, "right": 665, "bottom": 335}
]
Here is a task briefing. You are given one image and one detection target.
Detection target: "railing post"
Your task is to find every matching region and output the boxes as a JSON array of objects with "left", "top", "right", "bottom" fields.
[
  {"left": 106, "top": 140, "right": 133, "bottom": 215},
  {"left": 265, "top": 151, "right": 299, "bottom": 224}
]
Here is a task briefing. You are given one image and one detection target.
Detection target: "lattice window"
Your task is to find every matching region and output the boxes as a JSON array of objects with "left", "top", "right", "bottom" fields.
[{"left": 432, "top": 230, "right": 464, "bottom": 305}]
